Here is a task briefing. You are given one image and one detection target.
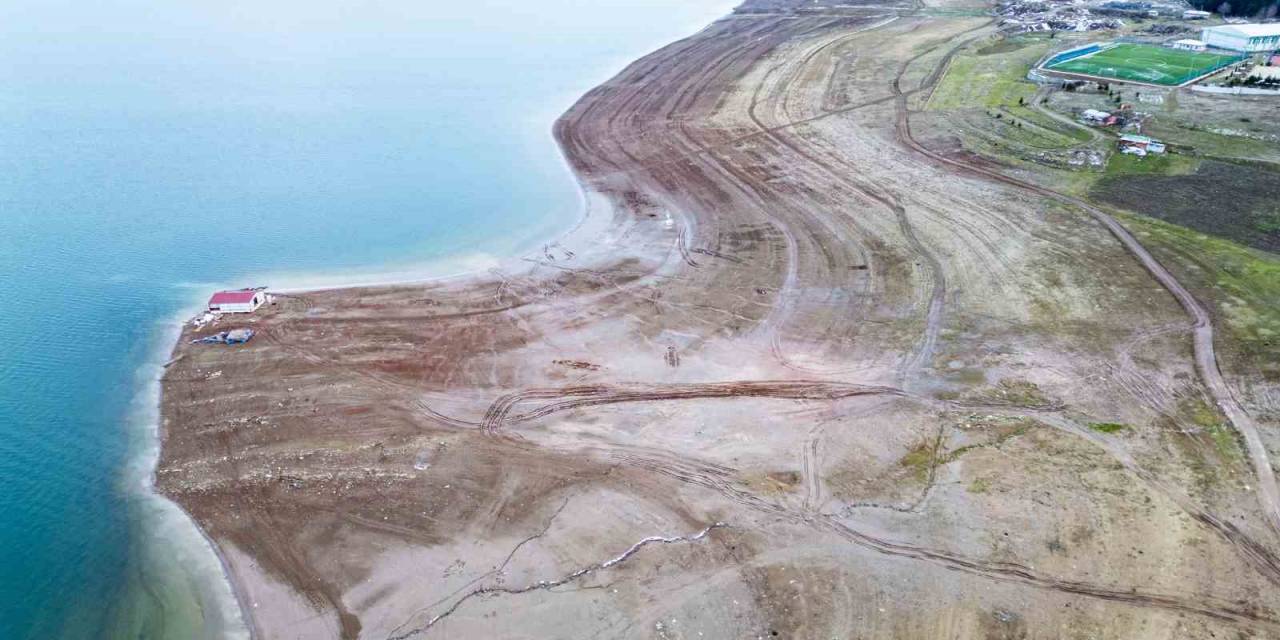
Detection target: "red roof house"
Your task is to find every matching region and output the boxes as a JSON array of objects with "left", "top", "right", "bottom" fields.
[{"left": 208, "top": 290, "right": 266, "bottom": 313}]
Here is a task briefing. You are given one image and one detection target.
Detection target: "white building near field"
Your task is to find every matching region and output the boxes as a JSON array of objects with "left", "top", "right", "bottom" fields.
[
  {"left": 1202, "top": 24, "right": 1280, "bottom": 53},
  {"left": 1172, "top": 38, "right": 1208, "bottom": 52},
  {"left": 1183, "top": 9, "right": 1211, "bottom": 19}
]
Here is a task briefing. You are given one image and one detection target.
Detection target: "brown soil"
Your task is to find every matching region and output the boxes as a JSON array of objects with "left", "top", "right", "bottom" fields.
[
  {"left": 1091, "top": 159, "right": 1280, "bottom": 252},
  {"left": 158, "top": 2, "right": 1280, "bottom": 638}
]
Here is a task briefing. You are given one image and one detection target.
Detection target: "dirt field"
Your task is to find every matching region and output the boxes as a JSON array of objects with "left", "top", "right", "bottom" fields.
[
  {"left": 1092, "top": 159, "right": 1280, "bottom": 253},
  {"left": 158, "top": 2, "right": 1280, "bottom": 638}
]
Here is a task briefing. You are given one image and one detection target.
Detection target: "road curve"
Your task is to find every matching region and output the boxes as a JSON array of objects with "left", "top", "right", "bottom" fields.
[{"left": 890, "top": 41, "right": 1280, "bottom": 537}]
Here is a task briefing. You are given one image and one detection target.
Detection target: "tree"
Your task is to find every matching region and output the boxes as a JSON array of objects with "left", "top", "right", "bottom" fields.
[{"left": 1189, "top": 0, "right": 1270, "bottom": 16}]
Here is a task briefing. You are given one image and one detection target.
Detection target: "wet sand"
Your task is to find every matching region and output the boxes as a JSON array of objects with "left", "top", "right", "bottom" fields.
[{"left": 158, "top": 1, "right": 1280, "bottom": 638}]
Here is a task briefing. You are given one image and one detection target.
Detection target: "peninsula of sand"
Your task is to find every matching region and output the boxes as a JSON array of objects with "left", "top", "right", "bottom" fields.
[{"left": 157, "top": 1, "right": 1280, "bottom": 638}]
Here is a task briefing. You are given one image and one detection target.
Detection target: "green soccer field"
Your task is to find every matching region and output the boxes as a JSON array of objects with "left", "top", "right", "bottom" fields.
[{"left": 1046, "top": 43, "right": 1241, "bottom": 86}]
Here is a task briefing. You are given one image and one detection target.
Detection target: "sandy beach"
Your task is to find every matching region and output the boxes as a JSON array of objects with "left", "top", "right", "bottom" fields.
[{"left": 157, "top": 1, "right": 1280, "bottom": 638}]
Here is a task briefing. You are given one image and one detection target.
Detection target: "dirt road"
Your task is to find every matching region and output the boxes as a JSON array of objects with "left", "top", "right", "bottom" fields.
[
  {"left": 893, "top": 58, "right": 1280, "bottom": 536},
  {"left": 157, "top": 2, "right": 1280, "bottom": 638}
]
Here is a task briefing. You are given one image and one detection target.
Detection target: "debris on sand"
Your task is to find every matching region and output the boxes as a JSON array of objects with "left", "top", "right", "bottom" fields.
[{"left": 191, "top": 328, "right": 255, "bottom": 346}]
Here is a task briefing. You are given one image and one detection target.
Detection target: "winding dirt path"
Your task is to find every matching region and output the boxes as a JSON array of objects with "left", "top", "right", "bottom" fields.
[{"left": 889, "top": 42, "right": 1280, "bottom": 538}]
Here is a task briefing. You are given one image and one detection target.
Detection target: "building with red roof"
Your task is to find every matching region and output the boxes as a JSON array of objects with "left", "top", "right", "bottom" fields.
[{"left": 208, "top": 289, "right": 266, "bottom": 314}]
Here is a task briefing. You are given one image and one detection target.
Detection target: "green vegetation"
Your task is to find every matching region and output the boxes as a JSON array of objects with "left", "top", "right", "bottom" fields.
[
  {"left": 899, "top": 439, "right": 939, "bottom": 481},
  {"left": 1088, "top": 422, "right": 1128, "bottom": 434},
  {"left": 978, "top": 39, "right": 1032, "bottom": 56},
  {"left": 1181, "top": 398, "right": 1242, "bottom": 461},
  {"left": 1142, "top": 122, "right": 1280, "bottom": 163},
  {"left": 1104, "top": 151, "right": 1199, "bottom": 176},
  {"left": 1123, "top": 213, "right": 1280, "bottom": 378},
  {"left": 1095, "top": 160, "right": 1280, "bottom": 252},
  {"left": 925, "top": 37, "right": 1110, "bottom": 182},
  {"left": 1046, "top": 44, "right": 1241, "bottom": 86},
  {"left": 928, "top": 39, "right": 1051, "bottom": 110},
  {"left": 1003, "top": 106, "right": 1094, "bottom": 144},
  {"left": 1206, "top": 423, "right": 1242, "bottom": 462},
  {"left": 1188, "top": 0, "right": 1276, "bottom": 17},
  {"left": 1258, "top": 212, "right": 1280, "bottom": 234}
]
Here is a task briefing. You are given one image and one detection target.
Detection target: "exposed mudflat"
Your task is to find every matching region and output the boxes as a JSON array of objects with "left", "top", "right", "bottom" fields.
[{"left": 158, "top": 1, "right": 1280, "bottom": 638}]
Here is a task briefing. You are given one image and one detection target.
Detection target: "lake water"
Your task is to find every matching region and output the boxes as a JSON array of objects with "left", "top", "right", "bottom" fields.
[{"left": 0, "top": 1, "right": 731, "bottom": 637}]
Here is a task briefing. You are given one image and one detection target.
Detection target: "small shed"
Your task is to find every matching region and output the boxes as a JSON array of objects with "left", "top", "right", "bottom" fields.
[
  {"left": 1182, "top": 9, "right": 1211, "bottom": 19},
  {"left": 1171, "top": 39, "right": 1208, "bottom": 52},
  {"left": 208, "top": 290, "right": 266, "bottom": 314}
]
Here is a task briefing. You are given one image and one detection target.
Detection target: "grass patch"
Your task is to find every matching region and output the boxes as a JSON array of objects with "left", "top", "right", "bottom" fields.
[
  {"left": 1162, "top": 397, "right": 1244, "bottom": 490},
  {"left": 1180, "top": 398, "right": 1242, "bottom": 462},
  {"left": 1206, "top": 423, "right": 1241, "bottom": 461},
  {"left": 1088, "top": 422, "right": 1128, "bottom": 433},
  {"left": 1122, "top": 214, "right": 1280, "bottom": 378},
  {"left": 1000, "top": 106, "right": 1093, "bottom": 145},
  {"left": 1185, "top": 397, "right": 1222, "bottom": 428},
  {"left": 928, "top": 41, "right": 1050, "bottom": 111},
  {"left": 899, "top": 439, "right": 938, "bottom": 482},
  {"left": 978, "top": 39, "right": 1032, "bottom": 56},
  {"left": 1103, "top": 151, "right": 1199, "bottom": 176},
  {"left": 1142, "top": 121, "right": 1280, "bottom": 163},
  {"left": 1012, "top": 106, "right": 1094, "bottom": 143},
  {"left": 1046, "top": 43, "right": 1240, "bottom": 86}
]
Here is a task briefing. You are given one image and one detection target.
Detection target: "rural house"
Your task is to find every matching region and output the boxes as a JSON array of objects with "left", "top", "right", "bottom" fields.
[{"left": 208, "top": 289, "right": 267, "bottom": 314}]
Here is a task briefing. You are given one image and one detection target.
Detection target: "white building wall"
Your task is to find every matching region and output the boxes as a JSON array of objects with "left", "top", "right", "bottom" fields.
[
  {"left": 1203, "top": 29, "right": 1250, "bottom": 51},
  {"left": 1203, "top": 26, "right": 1280, "bottom": 52}
]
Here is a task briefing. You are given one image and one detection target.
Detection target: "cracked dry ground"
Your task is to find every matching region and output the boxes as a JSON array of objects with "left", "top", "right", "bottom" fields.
[{"left": 158, "top": 2, "right": 1280, "bottom": 639}]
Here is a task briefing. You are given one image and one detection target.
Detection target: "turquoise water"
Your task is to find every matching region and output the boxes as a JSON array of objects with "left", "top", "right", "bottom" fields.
[{"left": 0, "top": 1, "right": 730, "bottom": 637}]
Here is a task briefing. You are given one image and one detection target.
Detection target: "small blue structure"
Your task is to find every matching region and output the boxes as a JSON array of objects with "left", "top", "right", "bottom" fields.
[{"left": 192, "top": 328, "right": 255, "bottom": 346}]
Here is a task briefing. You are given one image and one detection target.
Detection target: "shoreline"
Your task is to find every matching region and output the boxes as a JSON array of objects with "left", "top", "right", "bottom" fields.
[
  {"left": 222, "top": 2, "right": 740, "bottom": 298},
  {"left": 133, "top": 184, "right": 615, "bottom": 638},
  {"left": 139, "top": 86, "right": 607, "bottom": 640},
  {"left": 142, "top": 4, "right": 737, "bottom": 637},
  {"left": 149, "top": 2, "right": 1280, "bottom": 637},
  {"left": 124, "top": 309, "right": 252, "bottom": 640}
]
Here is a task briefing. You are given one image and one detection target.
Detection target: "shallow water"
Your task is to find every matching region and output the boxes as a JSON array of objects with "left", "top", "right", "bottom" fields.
[{"left": 0, "top": 1, "right": 731, "bottom": 637}]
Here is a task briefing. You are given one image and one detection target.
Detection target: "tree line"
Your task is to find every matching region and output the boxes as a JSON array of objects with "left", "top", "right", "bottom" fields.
[{"left": 1189, "top": 0, "right": 1280, "bottom": 18}]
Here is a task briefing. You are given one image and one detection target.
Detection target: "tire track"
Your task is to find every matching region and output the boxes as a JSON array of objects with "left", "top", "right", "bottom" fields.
[{"left": 890, "top": 36, "right": 1280, "bottom": 540}]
